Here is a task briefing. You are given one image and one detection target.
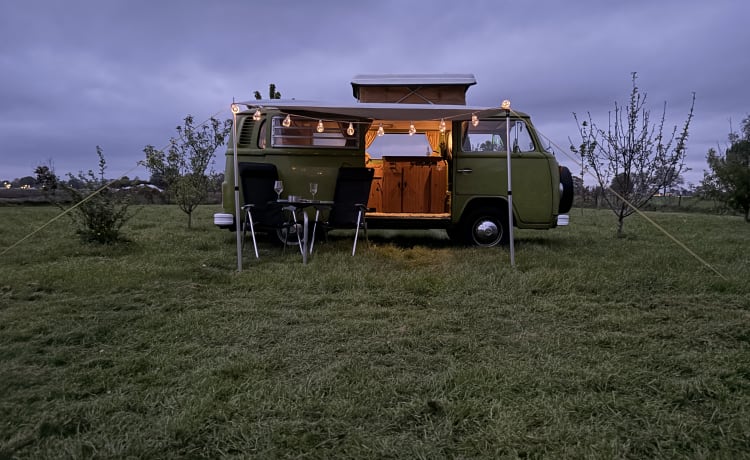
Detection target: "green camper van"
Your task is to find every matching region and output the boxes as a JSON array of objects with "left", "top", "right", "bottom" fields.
[{"left": 214, "top": 74, "right": 573, "bottom": 246}]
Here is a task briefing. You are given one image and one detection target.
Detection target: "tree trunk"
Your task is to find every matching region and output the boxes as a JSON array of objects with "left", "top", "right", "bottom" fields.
[
  {"left": 187, "top": 211, "right": 193, "bottom": 229},
  {"left": 616, "top": 216, "right": 625, "bottom": 238}
]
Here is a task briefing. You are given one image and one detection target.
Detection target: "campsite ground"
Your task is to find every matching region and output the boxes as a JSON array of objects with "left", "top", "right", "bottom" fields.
[{"left": 1, "top": 205, "right": 748, "bottom": 458}]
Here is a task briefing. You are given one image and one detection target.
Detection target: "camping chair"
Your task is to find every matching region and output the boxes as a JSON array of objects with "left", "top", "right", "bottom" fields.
[
  {"left": 312, "top": 167, "right": 374, "bottom": 256},
  {"left": 238, "top": 162, "right": 297, "bottom": 258}
]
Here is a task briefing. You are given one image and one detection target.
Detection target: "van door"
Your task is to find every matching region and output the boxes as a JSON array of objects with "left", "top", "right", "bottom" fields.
[{"left": 453, "top": 119, "right": 553, "bottom": 224}]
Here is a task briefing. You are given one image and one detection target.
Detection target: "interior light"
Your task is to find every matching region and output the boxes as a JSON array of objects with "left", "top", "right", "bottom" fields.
[
  {"left": 377, "top": 123, "right": 385, "bottom": 136},
  {"left": 501, "top": 100, "right": 511, "bottom": 110},
  {"left": 253, "top": 108, "right": 262, "bottom": 121},
  {"left": 231, "top": 103, "right": 240, "bottom": 114},
  {"left": 408, "top": 122, "right": 416, "bottom": 136},
  {"left": 346, "top": 122, "right": 355, "bottom": 136},
  {"left": 283, "top": 114, "right": 291, "bottom": 127},
  {"left": 439, "top": 118, "right": 446, "bottom": 133},
  {"left": 472, "top": 113, "right": 479, "bottom": 127},
  {"left": 317, "top": 120, "right": 324, "bottom": 133}
]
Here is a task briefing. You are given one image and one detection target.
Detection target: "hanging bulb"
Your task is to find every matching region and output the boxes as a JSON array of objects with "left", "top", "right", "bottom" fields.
[
  {"left": 316, "top": 120, "right": 324, "bottom": 133},
  {"left": 282, "top": 114, "right": 291, "bottom": 127},
  {"left": 439, "top": 118, "right": 446, "bottom": 133},
  {"left": 471, "top": 113, "right": 479, "bottom": 127},
  {"left": 408, "top": 122, "right": 416, "bottom": 136},
  {"left": 346, "top": 122, "right": 355, "bottom": 136},
  {"left": 377, "top": 123, "right": 385, "bottom": 136},
  {"left": 253, "top": 108, "right": 262, "bottom": 121}
]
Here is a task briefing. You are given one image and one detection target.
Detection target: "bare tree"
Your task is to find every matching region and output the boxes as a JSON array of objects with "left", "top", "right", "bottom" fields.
[
  {"left": 571, "top": 73, "right": 695, "bottom": 237},
  {"left": 143, "top": 115, "right": 232, "bottom": 228}
]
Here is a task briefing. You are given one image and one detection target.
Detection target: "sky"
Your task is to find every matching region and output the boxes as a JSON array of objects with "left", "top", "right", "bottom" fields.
[{"left": 1, "top": 0, "right": 749, "bottom": 187}]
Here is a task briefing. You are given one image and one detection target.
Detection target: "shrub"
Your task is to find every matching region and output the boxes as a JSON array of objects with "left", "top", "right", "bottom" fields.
[{"left": 59, "top": 146, "right": 134, "bottom": 244}]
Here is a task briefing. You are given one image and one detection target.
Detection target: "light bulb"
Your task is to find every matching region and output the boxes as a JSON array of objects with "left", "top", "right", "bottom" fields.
[
  {"left": 346, "top": 122, "right": 355, "bottom": 136},
  {"left": 317, "top": 120, "right": 324, "bottom": 133},
  {"left": 439, "top": 118, "right": 446, "bottom": 133},
  {"left": 377, "top": 124, "right": 384, "bottom": 136},
  {"left": 282, "top": 114, "right": 291, "bottom": 127},
  {"left": 471, "top": 113, "right": 479, "bottom": 127},
  {"left": 231, "top": 103, "right": 240, "bottom": 114},
  {"left": 501, "top": 100, "right": 511, "bottom": 110},
  {"left": 408, "top": 122, "right": 416, "bottom": 136},
  {"left": 253, "top": 108, "right": 262, "bottom": 121}
]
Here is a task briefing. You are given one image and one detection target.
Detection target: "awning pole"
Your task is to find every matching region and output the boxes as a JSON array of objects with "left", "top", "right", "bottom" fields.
[
  {"left": 505, "top": 105, "right": 515, "bottom": 267},
  {"left": 231, "top": 101, "right": 242, "bottom": 272}
]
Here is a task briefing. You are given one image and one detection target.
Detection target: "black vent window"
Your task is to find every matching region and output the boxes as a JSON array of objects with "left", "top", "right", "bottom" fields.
[{"left": 238, "top": 118, "right": 255, "bottom": 146}]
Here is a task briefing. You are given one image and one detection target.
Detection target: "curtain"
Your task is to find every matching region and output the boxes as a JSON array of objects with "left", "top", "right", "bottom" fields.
[
  {"left": 425, "top": 131, "right": 440, "bottom": 154},
  {"left": 365, "top": 129, "right": 378, "bottom": 149}
]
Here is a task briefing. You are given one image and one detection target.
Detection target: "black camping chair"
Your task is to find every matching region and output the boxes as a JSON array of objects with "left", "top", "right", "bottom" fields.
[
  {"left": 313, "top": 167, "right": 374, "bottom": 256},
  {"left": 239, "top": 162, "right": 296, "bottom": 258}
]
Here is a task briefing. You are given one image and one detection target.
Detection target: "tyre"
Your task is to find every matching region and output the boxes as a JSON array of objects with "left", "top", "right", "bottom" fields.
[
  {"left": 559, "top": 166, "right": 574, "bottom": 213},
  {"left": 461, "top": 205, "right": 510, "bottom": 247}
]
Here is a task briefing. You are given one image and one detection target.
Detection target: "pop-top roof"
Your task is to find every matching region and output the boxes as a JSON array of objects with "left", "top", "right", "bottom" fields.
[
  {"left": 350, "top": 74, "right": 477, "bottom": 104},
  {"left": 351, "top": 74, "right": 477, "bottom": 86}
]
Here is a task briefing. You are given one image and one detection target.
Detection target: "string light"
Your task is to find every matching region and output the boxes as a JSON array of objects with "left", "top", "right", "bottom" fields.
[
  {"left": 408, "top": 122, "right": 416, "bottom": 136},
  {"left": 346, "top": 122, "right": 355, "bottom": 136},
  {"left": 282, "top": 114, "right": 291, "bottom": 127},
  {"left": 253, "top": 108, "right": 262, "bottom": 121},
  {"left": 439, "top": 118, "right": 446, "bottom": 133},
  {"left": 472, "top": 113, "right": 479, "bottom": 127},
  {"left": 317, "top": 120, "right": 324, "bottom": 133},
  {"left": 377, "top": 123, "right": 385, "bottom": 136}
]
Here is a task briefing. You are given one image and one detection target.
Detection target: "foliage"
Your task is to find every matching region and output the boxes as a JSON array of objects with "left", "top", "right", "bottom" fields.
[
  {"left": 254, "top": 83, "right": 281, "bottom": 100},
  {"left": 701, "top": 116, "right": 750, "bottom": 222},
  {"left": 1, "top": 206, "right": 748, "bottom": 458},
  {"left": 33, "top": 163, "right": 58, "bottom": 193},
  {"left": 58, "top": 146, "right": 133, "bottom": 244},
  {"left": 571, "top": 72, "right": 695, "bottom": 237},
  {"left": 143, "top": 115, "right": 231, "bottom": 228}
]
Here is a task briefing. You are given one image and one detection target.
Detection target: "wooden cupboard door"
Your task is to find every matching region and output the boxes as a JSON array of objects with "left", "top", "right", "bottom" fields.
[
  {"left": 382, "top": 162, "right": 403, "bottom": 213},
  {"left": 430, "top": 162, "right": 448, "bottom": 213},
  {"left": 402, "top": 163, "right": 430, "bottom": 213}
]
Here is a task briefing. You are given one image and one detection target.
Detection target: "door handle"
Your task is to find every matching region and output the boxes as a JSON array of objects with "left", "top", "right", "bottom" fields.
[{"left": 457, "top": 168, "right": 473, "bottom": 174}]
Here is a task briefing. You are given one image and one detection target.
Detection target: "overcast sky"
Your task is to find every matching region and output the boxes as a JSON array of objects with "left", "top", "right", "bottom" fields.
[{"left": 1, "top": 0, "right": 748, "bottom": 186}]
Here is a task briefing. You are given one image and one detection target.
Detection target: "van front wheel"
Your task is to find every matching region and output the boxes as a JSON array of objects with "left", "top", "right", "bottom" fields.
[{"left": 461, "top": 207, "right": 510, "bottom": 247}]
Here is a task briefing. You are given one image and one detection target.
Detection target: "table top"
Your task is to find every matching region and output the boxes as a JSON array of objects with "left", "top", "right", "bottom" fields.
[{"left": 275, "top": 199, "right": 334, "bottom": 208}]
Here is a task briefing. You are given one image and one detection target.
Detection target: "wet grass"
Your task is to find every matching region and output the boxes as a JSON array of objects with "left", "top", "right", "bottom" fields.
[{"left": 1, "top": 205, "right": 749, "bottom": 458}]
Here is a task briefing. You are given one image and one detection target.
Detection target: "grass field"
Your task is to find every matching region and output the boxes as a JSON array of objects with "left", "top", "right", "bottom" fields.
[{"left": 1, "top": 205, "right": 749, "bottom": 459}]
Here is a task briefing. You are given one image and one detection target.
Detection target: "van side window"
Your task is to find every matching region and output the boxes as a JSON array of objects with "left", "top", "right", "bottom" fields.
[
  {"left": 461, "top": 119, "right": 535, "bottom": 153},
  {"left": 271, "top": 116, "right": 359, "bottom": 149}
]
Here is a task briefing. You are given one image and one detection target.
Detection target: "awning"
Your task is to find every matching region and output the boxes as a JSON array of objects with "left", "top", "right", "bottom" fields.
[{"left": 237, "top": 99, "right": 513, "bottom": 122}]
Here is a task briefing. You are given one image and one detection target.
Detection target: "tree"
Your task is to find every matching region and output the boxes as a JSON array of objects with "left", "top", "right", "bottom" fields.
[
  {"left": 701, "top": 116, "right": 750, "bottom": 222},
  {"left": 571, "top": 73, "right": 695, "bottom": 237},
  {"left": 143, "top": 115, "right": 232, "bottom": 228},
  {"left": 34, "top": 163, "right": 58, "bottom": 193},
  {"left": 254, "top": 83, "right": 281, "bottom": 100}
]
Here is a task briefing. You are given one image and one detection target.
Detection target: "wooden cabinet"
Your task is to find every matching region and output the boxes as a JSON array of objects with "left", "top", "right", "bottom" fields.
[{"left": 376, "top": 157, "right": 447, "bottom": 213}]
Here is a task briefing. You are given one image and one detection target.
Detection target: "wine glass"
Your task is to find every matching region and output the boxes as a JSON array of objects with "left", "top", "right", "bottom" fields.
[
  {"left": 309, "top": 182, "right": 318, "bottom": 201},
  {"left": 273, "top": 180, "right": 284, "bottom": 200}
]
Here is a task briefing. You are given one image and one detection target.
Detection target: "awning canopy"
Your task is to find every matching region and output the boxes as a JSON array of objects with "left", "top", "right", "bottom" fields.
[{"left": 237, "top": 99, "right": 516, "bottom": 122}]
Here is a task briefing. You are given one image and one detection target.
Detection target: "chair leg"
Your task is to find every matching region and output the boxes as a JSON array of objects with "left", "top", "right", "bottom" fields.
[
  {"left": 244, "top": 210, "right": 259, "bottom": 259},
  {"left": 352, "top": 210, "right": 363, "bottom": 256}
]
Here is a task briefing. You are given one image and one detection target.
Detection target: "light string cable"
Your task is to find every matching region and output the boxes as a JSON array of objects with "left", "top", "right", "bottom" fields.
[
  {"left": 1, "top": 109, "right": 227, "bottom": 257},
  {"left": 525, "top": 107, "right": 727, "bottom": 280}
]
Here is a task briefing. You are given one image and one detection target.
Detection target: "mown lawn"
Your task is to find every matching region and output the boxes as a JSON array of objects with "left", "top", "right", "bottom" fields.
[{"left": 1, "top": 205, "right": 749, "bottom": 459}]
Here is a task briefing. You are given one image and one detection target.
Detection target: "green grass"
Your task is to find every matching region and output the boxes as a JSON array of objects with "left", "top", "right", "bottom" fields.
[{"left": 1, "top": 205, "right": 749, "bottom": 459}]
